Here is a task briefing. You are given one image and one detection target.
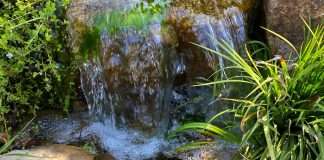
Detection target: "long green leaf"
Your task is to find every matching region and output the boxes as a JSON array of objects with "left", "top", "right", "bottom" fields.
[{"left": 174, "top": 122, "right": 240, "bottom": 144}]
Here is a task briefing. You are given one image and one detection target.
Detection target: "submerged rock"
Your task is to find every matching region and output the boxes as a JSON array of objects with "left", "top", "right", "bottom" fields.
[
  {"left": 264, "top": 0, "right": 324, "bottom": 58},
  {"left": 0, "top": 144, "right": 94, "bottom": 160},
  {"left": 176, "top": 147, "right": 238, "bottom": 160}
]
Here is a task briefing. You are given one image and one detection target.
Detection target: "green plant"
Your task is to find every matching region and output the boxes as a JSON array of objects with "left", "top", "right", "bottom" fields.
[
  {"left": 0, "top": 0, "right": 75, "bottom": 132},
  {"left": 93, "top": 0, "right": 168, "bottom": 36},
  {"left": 173, "top": 22, "right": 324, "bottom": 159},
  {"left": 81, "top": 0, "right": 170, "bottom": 59},
  {"left": 82, "top": 142, "right": 97, "bottom": 154},
  {"left": 0, "top": 118, "right": 34, "bottom": 154}
]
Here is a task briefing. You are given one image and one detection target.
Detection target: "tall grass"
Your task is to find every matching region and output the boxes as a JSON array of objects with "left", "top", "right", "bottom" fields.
[
  {"left": 173, "top": 22, "right": 324, "bottom": 159},
  {"left": 0, "top": 118, "right": 34, "bottom": 154}
]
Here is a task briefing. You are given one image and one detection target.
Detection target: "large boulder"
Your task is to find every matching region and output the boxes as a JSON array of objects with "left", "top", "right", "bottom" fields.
[
  {"left": 264, "top": 0, "right": 324, "bottom": 58},
  {"left": 0, "top": 144, "right": 94, "bottom": 160},
  {"left": 165, "top": 0, "right": 256, "bottom": 84}
]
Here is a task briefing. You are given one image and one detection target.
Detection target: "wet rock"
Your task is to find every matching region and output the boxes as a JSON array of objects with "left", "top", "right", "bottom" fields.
[
  {"left": 94, "top": 153, "right": 116, "bottom": 160},
  {"left": 264, "top": 0, "right": 324, "bottom": 58},
  {"left": 166, "top": 0, "right": 256, "bottom": 83},
  {"left": 72, "top": 100, "right": 88, "bottom": 112},
  {"left": 170, "top": 85, "right": 216, "bottom": 125},
  {"left": 36, "top": 112, "right": 91, "bottom": 144},
  {"left": 0, "top": 144, "right": 94, "bottom": 160},
  {"left": 95, "top": 25, "right": 177, "bottom": 132},
  {"left": 176, "top": 144, "right": 238, "bottom": 160}
]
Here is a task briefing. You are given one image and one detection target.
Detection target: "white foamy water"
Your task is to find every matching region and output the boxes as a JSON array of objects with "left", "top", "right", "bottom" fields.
[
  {"left": 38, "top": 115, "right": 168, "bottom": 160},
  {"left": 82, "top": 121, "right": 167, "bottom": 160}
]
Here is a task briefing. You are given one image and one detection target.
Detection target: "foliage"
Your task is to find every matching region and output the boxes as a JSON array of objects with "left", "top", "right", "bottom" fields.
[
  {"left": 174, "top": 22, "right": 324, "bottom": 159},
  {"left": 0, "top": 0, "right": 75, "bottom": 132},
  {"left": 138, "top": 0, "right": 170, "bottom": 14},
  {"left": 0, "top": 118, "right": 34, "bottom": 154},
  {"left": 93, "top": 0, "right": 169, "bottom": 36},
  {"left": 80, "top": 0, "right": 170, "bottom": 59},
  {"left": 82, "top": 142, "right": 97, "bottom": 154}
]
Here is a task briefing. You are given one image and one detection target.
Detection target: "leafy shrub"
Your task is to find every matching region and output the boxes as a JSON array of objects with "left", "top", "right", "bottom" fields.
[
  {"left": 0, "top": 0, "right": 75, "bottom": 132},
  {"left": 173, "top": 22, "right": 324, "bottom": 159}
]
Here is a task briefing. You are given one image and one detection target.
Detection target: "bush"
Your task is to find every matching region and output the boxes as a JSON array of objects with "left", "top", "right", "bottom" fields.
[
  {"left": 0, "top": 0, "right": 75, "bottom": 132},
  {"left": 173, "top": 22, "right": 324, "bottom": 159}
]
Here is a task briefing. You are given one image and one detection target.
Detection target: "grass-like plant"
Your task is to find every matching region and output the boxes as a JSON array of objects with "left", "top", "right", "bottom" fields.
[
  {"left": 173, "top": 21, "right": 324, "bottom": 159},
  {"left": 0, "top": 118, "right": 34, "bottom": 154}
]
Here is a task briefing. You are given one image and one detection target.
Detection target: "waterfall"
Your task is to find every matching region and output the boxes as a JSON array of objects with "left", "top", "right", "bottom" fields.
[
  {"left": 67, "top": 0, "right": 253, "bottom": 159},
  {"left": 203, "top": 7, "right": 247, "bottom": 96},
  {"left": 76, "top": 1, "right": 176, "bottom": 159}
]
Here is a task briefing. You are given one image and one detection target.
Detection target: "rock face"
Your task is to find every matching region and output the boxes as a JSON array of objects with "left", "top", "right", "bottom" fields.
[
  {"left": 0, "top": 144, "right": 94, "bottom": 160},
  {"left": 97, "top": 25, "right": 177, "bottom": 132},
  {"left": 264, "top": 0, "right": 324, "bottom": 58},
  {"left": 166, "top": 0, "right": 256, "bottom": 83}
]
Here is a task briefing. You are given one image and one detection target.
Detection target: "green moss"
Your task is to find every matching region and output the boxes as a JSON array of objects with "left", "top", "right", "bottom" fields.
[{"left": 93, "top": 0, "right": 169, "bottom": 36}]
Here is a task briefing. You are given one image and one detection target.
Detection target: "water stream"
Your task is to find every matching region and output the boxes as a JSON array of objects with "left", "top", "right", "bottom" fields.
[{"left": 64, "top": 0, "right": 254, "bottom": 159}]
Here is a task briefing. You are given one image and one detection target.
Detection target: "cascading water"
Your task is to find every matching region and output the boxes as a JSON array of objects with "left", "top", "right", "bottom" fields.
[
  {"left": 200, "top": 7, "right": 247, "bottom": 90},
  {"left": 76, "top": 1, "right": 177, "bottom": 159},
  {"left": 166, "top": 1, "right": 250, "bottom": 120},
  {"left": 64, "top": 0, "right": 255, "bottom": 159}
]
